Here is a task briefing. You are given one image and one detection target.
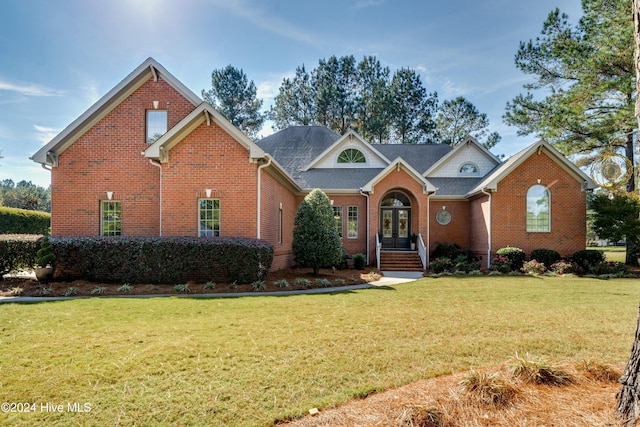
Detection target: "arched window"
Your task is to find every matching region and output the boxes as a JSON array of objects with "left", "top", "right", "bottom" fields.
[
  {"left": 337, "top": 148, "right": 366, "bottom": 163},
  {"left": 526, "top": 185, "right": 550, "bottom": 232},
  {"left": 381, "top": 191, "right": 411, "bottom": 207},
  {"left": 459, "top": 162, "right": 478, "bottom": 174}
]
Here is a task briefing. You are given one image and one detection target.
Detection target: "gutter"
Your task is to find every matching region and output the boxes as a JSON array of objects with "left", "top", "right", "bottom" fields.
[
  {"left": 480, "top": 187, "right": 492, "bottom": 269},
  {"left": 257, "top": 155, "right": 273, "bottom": 239},
  {"left": 149, "top": 159, "right": 163, "bottom": 236},
  {"left": 426, "top": 188, "right": 436, "bottom": 266}
]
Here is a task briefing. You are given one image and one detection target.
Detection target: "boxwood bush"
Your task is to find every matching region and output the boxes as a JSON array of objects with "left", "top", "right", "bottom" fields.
[
  {"left": 571, "top": 249, "right": 606, "bottom": 274},
  {"left": 530, "top": 249, "right": 561, "bottom": 268},
  {"left": 0, "top": 207, "right": 50, "bottom": 234},
  {"left": 0, "top": 234, "right": 41, "bottom": 276},
  {"left": 51, "top": 236, "right": 273, "bottom": 284}
]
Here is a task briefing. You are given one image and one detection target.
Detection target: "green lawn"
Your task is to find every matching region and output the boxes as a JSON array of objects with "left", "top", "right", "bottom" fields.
[
  {"left": 593, "top": 245, "right": 627, "bottom": 263},
  {"left": 2, "top": 276, "right": 640, "bottom": 426}
]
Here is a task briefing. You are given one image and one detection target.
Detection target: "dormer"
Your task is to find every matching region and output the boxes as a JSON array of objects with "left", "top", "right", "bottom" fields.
[
  {"left": 303, "top": 130, "right": 389, "bottom": 170},
  {"left": 424, "top": 137, "right": 500, "bottom": 178}
]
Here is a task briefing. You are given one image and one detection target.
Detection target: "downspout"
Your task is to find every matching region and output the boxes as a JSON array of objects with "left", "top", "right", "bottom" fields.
[
  {"left": 480, "top": 187, "right": 492, "bottom": 269},
  {"left": 359, "top": 190, "right": 370, "bottom": 266},
  {"left": 256, "top": 155, "right": 273, "bottom": 240},
  {"left": 149, "top": 159, "right": 163, "bottom": 236}
]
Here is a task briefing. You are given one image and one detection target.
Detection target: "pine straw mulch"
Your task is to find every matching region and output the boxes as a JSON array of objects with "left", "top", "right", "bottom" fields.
[
  {"left": 0, "top": 267, "right": 382, "bottom": 298},
  {"left": 281, "top": 362, "right": 625, "bottom": 427}
]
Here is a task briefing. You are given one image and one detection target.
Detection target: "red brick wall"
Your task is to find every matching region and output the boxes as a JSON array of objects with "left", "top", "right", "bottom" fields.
[
  {"left": 491, "top": 150, "right": 587, "bottom": 258},
  {"left": 468, "top": 195, "right": 490, "bottom": 264},
  {"left": 325, "top": 194, "right": 368, "bottom": 257},
  {"left": 161, "top": 122, "right": 258, "bottom": 238},
  {"left": 260, "top": 168, "right": 298, "bottom": 270},
  {"left": 367, "top": 167, "right": 429, "bottom": 266},
  {"left": 51, "top": 76, "right": 196, "bottom": 236},
  {"left": 428, "top": 199, "right": 470, "bottom": 253}
]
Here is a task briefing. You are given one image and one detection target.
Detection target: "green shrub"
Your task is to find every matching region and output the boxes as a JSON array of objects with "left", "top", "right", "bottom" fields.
[
  {"left": 51, "top": 236, "right": 273, "bottom": 284},
  {"left": 315, "top": 278, "right": 331, "bottom": 287},
  {"left": 571, "top": 249, "right": 606, "bottom": 274},
  {"left": 273, "top": 279, "right": 289, "bottom": 288},
  {"left": 496, "top": 247, "right": 526, "bottom": 270},
  {"left": 294, "top": 278, "right": 310, "bottom": 288},
  {"left": 251, "top": 280, "right": 267, "bottom": 291},
  {"left": 530, "top": 248, "right": 560, "bottom": 267},
  {"left": 292, "top": 189, "right": 342, "bottom": 274},
  {"left": 0, "top": 235, "right": 40, "bottom": 276},
  {"left": 428, "top": 257, "right": 454, "bottom": 273},
  {"left": 521, "top": 259, "right": 546, "bottom": 275},
  {"left": 36, "top": 236, "right": 55, "bottom": 267},
  {"left": 173, "top": 283, "right": 190, "bottom": 293},
  {"left": 117, "top": 283, "right": 133, "bottom": 293},
  {"left": 204, "top": 281, "right": 216, "bottom": 290},
  {"left": 353, "top": 253, "right": 366, "bottom": 270},
  {"left": 432, "top": 242, "right": 466, "bottom": 260},
  {"left": 0, "top": 206, "right": 50, "bottom": 234},
  {"left": 91, "top": 286, "right": 107, "bottom": 295}
]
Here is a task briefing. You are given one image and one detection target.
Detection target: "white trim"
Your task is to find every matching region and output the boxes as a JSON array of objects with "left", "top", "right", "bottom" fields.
[
  {"left": 361, "top": 157, "right": 436, "bottom": 194},
  {"left": 424, "top": 136, "right": 500, "bottom": 176},
  {"left": 303, "top": 129, "right": 391, "bottom": 171},
  {"left": 31, "top": 57, "right": 201, "bottom": 166}
]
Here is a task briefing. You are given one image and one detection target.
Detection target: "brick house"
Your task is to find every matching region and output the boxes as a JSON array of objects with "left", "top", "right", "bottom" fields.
[{"left": 31, "top": 58, "right": 596, "bottom": 271}]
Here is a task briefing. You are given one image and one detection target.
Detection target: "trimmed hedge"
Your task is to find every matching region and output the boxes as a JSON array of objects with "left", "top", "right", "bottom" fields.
[
  {"left": 571, "top": 249, "right": 606, "bottom": 274},
  {"left": 0, "top": 234, "right": 41, "bottom": 276},
  {"left": 0, "top": 206, "right": 50, "bottom": 234},
  {"left": 51, "top": 236, "right": 273, "bottom": 284},
  {"left": 530, "top": 248, "right": 561, "bottom": 267}
]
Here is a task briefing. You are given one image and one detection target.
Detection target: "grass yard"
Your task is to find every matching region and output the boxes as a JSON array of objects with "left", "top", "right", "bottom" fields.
[
  {"left": 1, "top": 275, "right": 640, "bottom": 426},
  {"left": 594, "top": 245, "right": 628, "bottom": 263}
]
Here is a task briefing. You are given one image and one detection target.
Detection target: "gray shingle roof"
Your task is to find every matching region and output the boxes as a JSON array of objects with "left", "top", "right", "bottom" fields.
[
  {"left": 427, "top": 178, "right": 486, "bottom": 196},
  {"left": 374, "top": 144, "right": 452, "bottom": 173},
  {"left": 256, "top": 126, "right": 340, "bottom": 175},
  {"left": 294, "top": 168, "right": 384, "bottom": 190}
]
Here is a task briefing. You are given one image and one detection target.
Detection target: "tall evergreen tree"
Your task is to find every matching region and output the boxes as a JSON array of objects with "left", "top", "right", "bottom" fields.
[
  {"left": 269, "top": 65, "right": 315, "bottom": 130},
  {"left": 292, "top": 189, "right": 343, "bottom": 274},
  {"left": 436, "top": 96, "right": 501, "bottom": 148},
  {"left": 388, "top": 68, "right": 438, "bottom": 144},
  {"left": 202, "top": 65, "right": 265, "bottom": 139},
  {"left": 312, "top": 55, "right": 358, "bottom": 134},
  {"left": 354, "top": 56, "right": 391, "bottom": 143}
]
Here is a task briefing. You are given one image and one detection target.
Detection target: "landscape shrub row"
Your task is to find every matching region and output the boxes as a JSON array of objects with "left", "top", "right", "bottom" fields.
[
  {"left": 51, "top": 236, "right": 273, "bottom": 284},
  {"left": 0, "top": 206, "right": 50, "bottom": 234},
  {"left": 429, "top": 244, "right": 631, "bottom": 277},
  {"left": 0, "top": 234, "right": 41, "bottom": 276}
]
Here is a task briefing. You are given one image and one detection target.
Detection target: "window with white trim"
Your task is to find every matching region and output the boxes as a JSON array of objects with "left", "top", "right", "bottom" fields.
[
  {"left": 337, "top": 148, "right": 366, "bottom": 163},
  {"left": 347, "top": 206, "right": 358, "bottom": 238},
  {"left": 101, "top": 201, "right": 121, "bottom": 236},
  {"left": 147, "top": 110, "right": 167, "bottom": 143},
  {"left": 333, "top": 206, "right": 343, "bottom": 237},
  {"left": 459, "top": 162, "right": 479, "bottom": 174},
  {"left": 526, "top": 185, "right": 550, "bottom": 232},
  {"left": 199, "top": 199, "right": 220, "bottom": 236}
]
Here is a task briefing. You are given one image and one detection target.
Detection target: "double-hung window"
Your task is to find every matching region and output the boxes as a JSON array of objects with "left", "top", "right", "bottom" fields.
[
  {"left": 101, "top": 201, "right": 121, "bottom": 236},
  {"left": 199, "top": 199, "right": 220, "bottom": 237}
]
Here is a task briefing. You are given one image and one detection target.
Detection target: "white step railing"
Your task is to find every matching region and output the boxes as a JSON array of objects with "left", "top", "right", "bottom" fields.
[{"left": 418, "top": 233, "right": 426, "bottom": 270}]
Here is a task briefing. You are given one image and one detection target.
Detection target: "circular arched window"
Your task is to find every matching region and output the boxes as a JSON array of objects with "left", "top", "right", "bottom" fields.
[
  {"left": 337, "top": 148, "right": 366, "bottom": 163},
  {"left": 459, "top": 162, "right": 479, "bottom": 174}
]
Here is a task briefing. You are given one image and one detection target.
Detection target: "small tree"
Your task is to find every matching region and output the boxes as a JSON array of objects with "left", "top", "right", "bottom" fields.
[
  {"left": 590, "top": 192, "right": 640, "bottom": 265},
  {"left": 292, "top": 189, "right": 342, "bottom": 274}
]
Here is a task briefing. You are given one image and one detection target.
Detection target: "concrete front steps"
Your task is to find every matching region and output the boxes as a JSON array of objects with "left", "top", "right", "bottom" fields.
[{"left": 379, "top": 250, "right": 424, "bottom": 272}]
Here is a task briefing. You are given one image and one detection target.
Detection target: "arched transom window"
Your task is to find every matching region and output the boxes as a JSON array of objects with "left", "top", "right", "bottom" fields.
[
  {"left": 337, "top": 148, "right": 366, "bottom": 163},
  {"left": 526, "top": 184, "right": 550, "bottom": 232},
  {"left": 381, "top": 191, "right": 411, "bottom": 207}
]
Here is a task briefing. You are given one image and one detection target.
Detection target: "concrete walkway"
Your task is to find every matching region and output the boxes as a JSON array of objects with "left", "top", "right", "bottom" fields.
[{"left": 0, "top": 271, "right": 425, "bottom": 303}]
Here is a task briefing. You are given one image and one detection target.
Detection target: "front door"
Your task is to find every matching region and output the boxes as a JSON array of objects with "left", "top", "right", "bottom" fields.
[{"left": 380, "top": 208, "right": 411, "bottom": 249}]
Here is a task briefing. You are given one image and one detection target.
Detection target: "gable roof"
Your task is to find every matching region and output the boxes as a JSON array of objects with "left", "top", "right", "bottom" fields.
[
  {"left": 302, "top": 129, "right": 391, "bottom": 170},
  {"left": 361, "top": 157, "right": 437, "bottom": 194},
  {"left": 145, "top": 102, "right": 265, "bottom": 162},
  {"left": 423, "top": 136, "right": 500, "bottom": 176},
  {"left": 468, "top": 139, "right": 597, "bottom": 195},
  {"left": 31, "top": 57, "right": 201, "bottom": 166},
  {"left": 375, "top": 143, "right": 452, "bottom": 174}
]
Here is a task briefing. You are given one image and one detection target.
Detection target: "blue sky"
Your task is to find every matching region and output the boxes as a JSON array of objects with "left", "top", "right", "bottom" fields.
[{"left": 0, "top": 0, "right": 584, "bottom": 188}]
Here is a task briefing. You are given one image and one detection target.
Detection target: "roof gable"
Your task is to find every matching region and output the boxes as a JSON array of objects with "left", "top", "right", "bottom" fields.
[
  {"left": 303, "top": 130, "right": 390, "bottom": 170},
  {"left": 468, "top": 139, "right": 596, "bottom": 195},
  {"left": 424, "top": 137, "right": 500, "bottom": 177},
  {"left": 361, "top": 157, "right": 436, "bottom": 194},
  {"left": 31, "top": 57, "right": 201, "bottom": 166},
  {"left": 145, "top": 103, "right": 265, "bottom": 162}
]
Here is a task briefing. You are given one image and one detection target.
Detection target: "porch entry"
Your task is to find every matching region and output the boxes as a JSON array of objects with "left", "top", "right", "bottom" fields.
[{"left": 380, "top": 191, "right": 411, "bottom": 250}]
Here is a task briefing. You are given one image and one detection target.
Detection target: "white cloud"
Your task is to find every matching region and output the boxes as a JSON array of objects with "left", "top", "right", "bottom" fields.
[
  {"left": 33, "top": 125, "right": 61, "bottom": 145},
  {"left": 0, "top": 79, "right": 63, "bottom": 97}
]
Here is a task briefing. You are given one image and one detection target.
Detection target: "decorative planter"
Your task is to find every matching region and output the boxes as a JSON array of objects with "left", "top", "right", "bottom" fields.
[{"left": 35, "top": 266, "right": 54, "bottom": 283}]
